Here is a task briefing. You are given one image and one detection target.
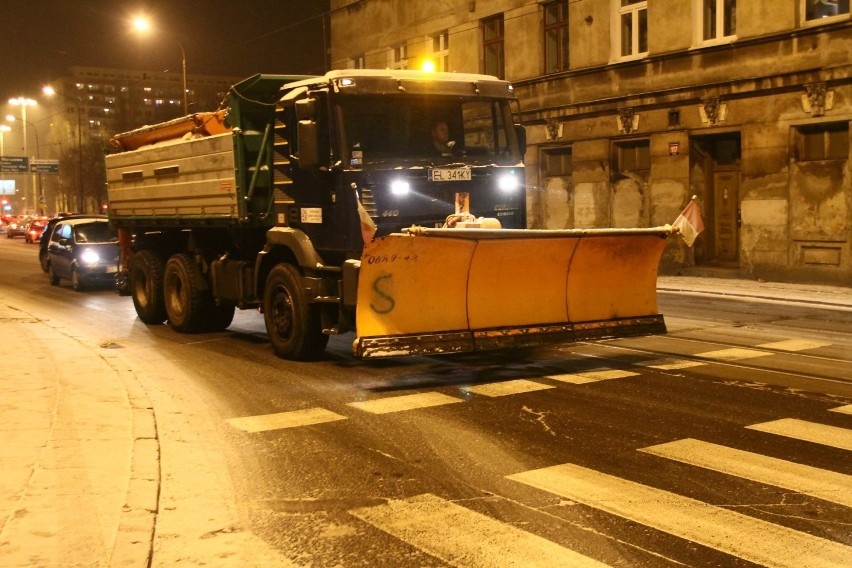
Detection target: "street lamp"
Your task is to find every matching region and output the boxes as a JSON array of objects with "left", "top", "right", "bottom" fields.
[
  {"left": 132, "top": 16, "right": 189, "bottom": 115},
  {"left": 8, "top": 97, "right": 38, "bottom": 213},
  {"left": 43, "top": 85, "right": 85, "bottom": 213},
  {"left": 0, "top": 124, "right": 10, "bottom": 202}
]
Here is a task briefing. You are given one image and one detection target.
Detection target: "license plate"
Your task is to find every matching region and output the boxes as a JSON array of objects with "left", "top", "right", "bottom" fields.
[{"left": 429, "top": 167, "right": 471, "bottom": 182}]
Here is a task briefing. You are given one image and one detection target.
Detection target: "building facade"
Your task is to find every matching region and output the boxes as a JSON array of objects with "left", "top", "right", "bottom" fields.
[{"left": 329, "top": 0, "right": 852, "bottom": 284}]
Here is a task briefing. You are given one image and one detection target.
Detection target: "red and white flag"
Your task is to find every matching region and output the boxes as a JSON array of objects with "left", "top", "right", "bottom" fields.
[
  {"left": 356, "top": 198, "right": 377, "bottom": 246},
  {"left": 672, "top": 199, "right": 705, "bottom": 247}
]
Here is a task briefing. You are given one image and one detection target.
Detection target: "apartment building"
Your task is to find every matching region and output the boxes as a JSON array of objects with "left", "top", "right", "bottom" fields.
[{"left": 329, "top": 0, "right": 852, "bottom": 284}]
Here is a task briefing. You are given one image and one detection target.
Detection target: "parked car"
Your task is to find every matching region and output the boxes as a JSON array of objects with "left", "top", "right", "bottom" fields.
[
  {"left": 46, "top": 218, "right": 120, "bottom": 291},
  {"left": 5, "top": 215, "right": 27, "bottom": 238},
  {"left": 24, "top": 217, "right": 48, "bottom": 244},
  {"left": 39, "top": 214, "right": 106, "bottom": 272}
]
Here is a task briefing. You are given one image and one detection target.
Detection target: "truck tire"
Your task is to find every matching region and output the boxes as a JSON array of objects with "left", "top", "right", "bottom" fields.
[
  {"left": 263, "top": 264, "right": 328, "bottom": 360},
  {"left": 164, "top": 253, "right": 209, "bottom": 333},
  {"left": 131, "top": 250, "right": 167, "bottom": 324}
]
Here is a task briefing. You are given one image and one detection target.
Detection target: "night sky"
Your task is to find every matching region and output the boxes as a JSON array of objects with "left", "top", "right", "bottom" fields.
[{"left": 0, "top": 0, "right": 330, "bottom": 101}]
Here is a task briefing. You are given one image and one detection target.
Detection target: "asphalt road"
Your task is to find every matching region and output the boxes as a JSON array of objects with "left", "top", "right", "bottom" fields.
[{"left": 2, "top": 235, "right": 850, "bottom": 567}]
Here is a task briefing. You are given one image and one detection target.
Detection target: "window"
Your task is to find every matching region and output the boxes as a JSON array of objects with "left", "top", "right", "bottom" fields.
[
  {"left": 796, "top": 122, "right": 849, "bottom": 161},
  {"left": 544, "top": 147, "right": 573, "bottom": 177},
  {"left": 349, "top": 55, "right": 365, "bottom": 69},
  {"left": 390, "top": 44, "right": 408, "bottom": 70},
  {"left": 544, "top": 0, "right": 570, "bottom": 74},
  {"left": 616, "top": 139, "right": 650, "bottom": 171},
  {"left": 432, "top": 31, "right": 449, "bottom": 71},
  {"left": 615, "top": 0, "right": 648, "bottom": 59},
  {"left": 697, "top": 0, "right": 736, "bottom": 43},
  {"left": 803, "top": 0, "right": 850, "bottom": 23},
  {"left": 483, "top": 15, "right": 505, "bottom": 79}
]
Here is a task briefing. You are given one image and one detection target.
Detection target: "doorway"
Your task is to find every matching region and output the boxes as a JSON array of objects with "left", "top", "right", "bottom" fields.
[{"left": 689, "top": 133, "right": 741, "bottom": 264}]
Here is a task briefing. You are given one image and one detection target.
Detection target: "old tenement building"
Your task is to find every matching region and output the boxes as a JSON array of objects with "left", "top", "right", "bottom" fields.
[{"left": 330, "top": 0, "right": 852, "bottom": 284}]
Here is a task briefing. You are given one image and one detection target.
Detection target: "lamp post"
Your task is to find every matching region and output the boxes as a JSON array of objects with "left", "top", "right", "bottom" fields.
[
  {"left": 43, "top": 85, "right": 85, "bottom": 213},
  {"left": 0, "top": 124, "right": 10, "bottom": 202},
  {"left": 8, "top": 97, "right": 38, "bottom": 213},
  {"left": 132, "top": 16, "right": 189, "bottom": 115}
]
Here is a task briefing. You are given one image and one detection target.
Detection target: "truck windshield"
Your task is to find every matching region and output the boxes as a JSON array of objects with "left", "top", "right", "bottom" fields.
[{"left": 337, "top": 95, "right": 519, "bottom": 168}]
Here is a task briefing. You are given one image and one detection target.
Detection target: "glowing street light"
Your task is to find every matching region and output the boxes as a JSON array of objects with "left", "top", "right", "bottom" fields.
[{"left": 132, "top": 15, "right": 188, "bottom": 115}]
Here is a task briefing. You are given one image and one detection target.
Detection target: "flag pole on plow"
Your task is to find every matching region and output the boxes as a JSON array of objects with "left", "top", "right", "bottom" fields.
[{"left": 672, "top": 195, "right": 705, "bottom": 247}]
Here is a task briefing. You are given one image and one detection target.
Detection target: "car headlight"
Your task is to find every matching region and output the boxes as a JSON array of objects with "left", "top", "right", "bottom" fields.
[
  {"left": 391, "top": 179, "right": 410, "bottom": 196},
  {"left": 80, "top": 250, "right": 100, "bottom": 265},
  {"left": 497, "top": 171, "right": 521, "bottom": 193}
]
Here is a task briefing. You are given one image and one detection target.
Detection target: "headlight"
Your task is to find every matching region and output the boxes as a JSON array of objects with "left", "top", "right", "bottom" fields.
[
  {"left": 391, "top": 179, "right": 410, "bottom": 196},
  {"left": 80, "top": 250, "right": 100, "bottom": 265},
  {"left": 497, "top": 171, "right": 521, "bottom": 192}
]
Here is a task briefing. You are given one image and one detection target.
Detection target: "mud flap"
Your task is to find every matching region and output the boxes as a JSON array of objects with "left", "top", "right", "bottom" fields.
[{"left": 354, "top": 227, "right": 672, "bottom": 358}]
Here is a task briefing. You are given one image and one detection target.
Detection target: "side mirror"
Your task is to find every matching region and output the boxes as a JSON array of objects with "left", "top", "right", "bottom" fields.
[
  {"left": 297, "top": 121, "right": 320, "bottom": 169},
  {"left": 514, "top": 124, "right": 527, "bottom": 157}
]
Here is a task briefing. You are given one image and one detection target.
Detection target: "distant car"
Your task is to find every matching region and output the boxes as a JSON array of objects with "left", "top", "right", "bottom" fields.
[
  {"left": 39, "top": 214, "right": 107, "bottom": 272},
  {"left": 6, "top": 216, "right": 27, "bottom": 238},
  {"left": 24, "top": 217, "right": 48, "bottom": 244},
  {"left": 46, "top": 218, "right": 120, "bottom": 291}
]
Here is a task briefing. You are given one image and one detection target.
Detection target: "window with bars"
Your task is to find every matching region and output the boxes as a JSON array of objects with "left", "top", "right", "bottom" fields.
[
  {"left": 615, "top": 0, "right": 648, "bottom": 59},
  {"left": 544, "top": 0, "right": 570, "bottom": 74},
  {"left": 482, "top": 15, "right": 505, "bottom": 79},
  {"left": 616, "top": 139, "right": 651, "bottom": 172},
  {"left": 697, "top": 0, "right": 736, "bottom": 43},
  {"left": 432, "top": 31, "right": 449, "bottom": 71},
  {"left": 803, "top": 0, "right": 850, "bottom": 23},
  {"left": 390, "top": 44, "right": 408, "bottom": 70}
]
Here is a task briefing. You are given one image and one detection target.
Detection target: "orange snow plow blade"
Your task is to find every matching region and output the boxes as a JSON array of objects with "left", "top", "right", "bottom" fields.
[{"left": 353, "top": 226, "right": 673, "bottom": 358}]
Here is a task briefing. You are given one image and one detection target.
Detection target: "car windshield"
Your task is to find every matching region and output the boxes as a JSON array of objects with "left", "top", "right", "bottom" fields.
[
  {"left": 338, "top": 95, "right": 519, "bottom": 168},
  {"left": 75, "top": 223, "right": 118, "bottom": 244}
]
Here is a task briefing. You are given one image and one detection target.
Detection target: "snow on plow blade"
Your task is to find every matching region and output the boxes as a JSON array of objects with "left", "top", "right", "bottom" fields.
[{"left": 353, "top": 226, "right": 674, "bottom": 358}]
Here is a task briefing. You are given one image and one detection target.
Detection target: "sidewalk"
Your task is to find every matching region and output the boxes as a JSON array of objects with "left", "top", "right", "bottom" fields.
[
  {"left": 0, "top": 300, "right": 157, "bottom": 568},
  {"left": 0, "top": 274, "right": 849, "bottom": 567}
]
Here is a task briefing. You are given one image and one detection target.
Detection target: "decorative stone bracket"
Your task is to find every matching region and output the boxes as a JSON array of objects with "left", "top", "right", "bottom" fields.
[
  {"left": 699, "top": 96, "right": 727, "bottom": 126},
  {"left": 617, "top": 107, "right": 639, "bottom": 134},
  {"left": 545, "top": 119, "right": 563, "bottom": 141},
  {"left": 802, "top": 82, "right": 834, "bottom": 116}
]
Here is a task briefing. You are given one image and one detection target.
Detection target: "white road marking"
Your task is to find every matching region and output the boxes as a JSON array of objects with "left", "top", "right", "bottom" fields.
[
  {"left": 347, "top": 391, "right": 463, "bottom": 414},
  {"left": 746, "top": 419, "right": 852, "bottom": 451},
  {"left": 508, "top": 463, "right": 852, "bottom": 568},
  {"left": 547, "top": 369, "right": 639, "bottom": 384},
  {"left": 350, "top": 493, "right": 610, "bottom": 567},
  {"left": 695, "top": 347, "right": 770, "bottom": 361},
  {"left": 227, "top": 407, "right": 346, "bottom": 433},
  {"left": 757, "top": 339, "right": 832, "bottom": 351},
  {"left": 640, "top": 438, "right": 852, "bottom": 507},
  {"left": 829, "top": 404, "right": 852, "bottom": 415},
  {"left": 641, "top": 358, "right": 706, "bottom": 370},
  {"left": 463, "top": 379, "right": 555, "bottom": 397}
]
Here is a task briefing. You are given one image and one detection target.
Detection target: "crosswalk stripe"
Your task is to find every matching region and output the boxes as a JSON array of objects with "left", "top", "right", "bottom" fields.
[
  {"left": 227, "top": 407, "right": 346, "bottom": 433},
  {"left": 640, "top": 438, "right": 852, "bottom": 508},
  {"left": 640, "top": 358, "right": 706, "bottom": 370},
  {"left": 347, "top": 392, "right": 463, "bottom": 414},
  {"left": 757, "top": 339, "right": 831, "bottom": 351},
  {"left": 746, "top": 419, "right": 852, "bottom": 451},
  {"left": 696, "top": 347, "right": 770, "bottom": 361},
  {"left": 349, "top": 493, "right": 610, "bottom": 567},
  {"left": 463, "top": 379, "right": 555, "bottom": 397},
  {"left": 547, "top": 369, "right": 638, "bottom": 384},
  {"left": 507, "top": 463, "right": 852, "bottom": 568},
  {"left": 830, "top": 404, "right": 852, "bottom": 415}
]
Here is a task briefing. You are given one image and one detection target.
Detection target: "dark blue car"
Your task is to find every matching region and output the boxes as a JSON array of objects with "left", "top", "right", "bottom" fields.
[{"left": 46, "top": 218, "right": 120, "bottom": 291}]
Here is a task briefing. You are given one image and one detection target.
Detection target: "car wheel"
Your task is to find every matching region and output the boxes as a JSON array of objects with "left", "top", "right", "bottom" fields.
[
  {"left": 39, "top": 249, "right": 49, "bottom": 272},
  {"left": 263, "top": 264, "right": 328, "bottom": 360},
  {"left": 163, "top": 253, "right": 210, "bottom": 333},
  {"left": 131, "top": 250, "right": 167, "bottom": 324},
  {"left": 71, "top": 266, "right": 85, "bottom": 291},
  {"left": 48, "top": 264, "right": 60, "bottom": 286}
]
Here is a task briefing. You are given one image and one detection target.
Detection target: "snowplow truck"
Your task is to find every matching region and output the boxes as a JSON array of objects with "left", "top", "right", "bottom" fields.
[{"left": 105, "top": 70, "right": 673, "bottom": 360}]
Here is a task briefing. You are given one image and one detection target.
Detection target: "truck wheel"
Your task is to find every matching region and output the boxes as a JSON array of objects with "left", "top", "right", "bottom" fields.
[
  {"left": 207, "top": 301, "right": 236, "bottom": 331},
  {"left": 131, "top": 250, "right": 167, "bottom": 324},
  {"left": 164, "top": 253, "right": 209, "bottom": 333},
  {"left": 263, "top": 264, "right": 328, "bottom": 360}
]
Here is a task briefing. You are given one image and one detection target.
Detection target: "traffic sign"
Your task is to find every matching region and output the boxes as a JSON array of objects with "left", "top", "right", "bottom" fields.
[
  {"left": 0, "top": 156, "right": 28, "bottom": 173},
  {"left": 31, "top": 159, "right": 60, "bottom": 174}
]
